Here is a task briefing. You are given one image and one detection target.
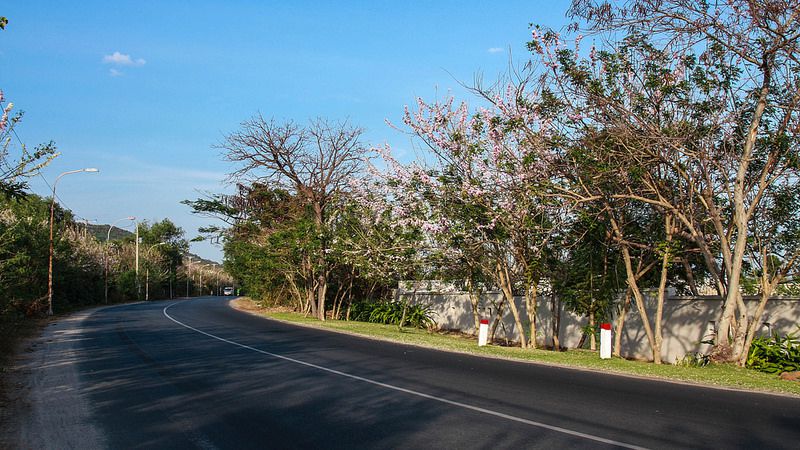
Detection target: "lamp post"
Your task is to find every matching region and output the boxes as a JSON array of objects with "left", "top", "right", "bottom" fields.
[
  {"left": 199, "top": 265, "right": 205, "bottom": 296},
  {"left": 105, "top": 216, "right": 135, "bottom": 304},
  {"left": 47, "top": 168, "right": 99, "bottom": 316},
  {"left": 145, "top": 242, "right": 166, "bottom": 301},
  {"left": 135, "top": 222, "right": 140, "bottom": 300},
  {"left": 200, "top": 263, "right": 214, "bottom": 296},
  {"left": 185, "top": 256, "right": 193, "bottom": 297}
]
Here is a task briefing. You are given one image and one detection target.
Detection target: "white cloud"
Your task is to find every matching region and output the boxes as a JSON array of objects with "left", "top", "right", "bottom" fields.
[
  {"left": 109, "top": 68, "right": 123, "bottom": 77},
  {"left": 102, "top": 51, "right": 146, "bottom": 67},
  {"left": 487, "top": 47, "right": 504, "bottom": 54}
]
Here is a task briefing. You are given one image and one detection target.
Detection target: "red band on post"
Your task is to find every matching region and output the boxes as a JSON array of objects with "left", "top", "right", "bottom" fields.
[
  {"left": 480, "top": 319, "right": 489, "bottom": 325},
  {"left": 600, "top": 323, "right": 611, "bottom": 330}
]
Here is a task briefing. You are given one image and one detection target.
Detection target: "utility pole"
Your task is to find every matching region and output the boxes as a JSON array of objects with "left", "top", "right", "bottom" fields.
[
  {"left": 135, "top": 222, "right": 140, "bottom": 301},
  {"left": 47, "top": 168, "right": 99, "bottom": 315},
  {"left": 186, "top": 256, "right": 192, "bottom": 297}
]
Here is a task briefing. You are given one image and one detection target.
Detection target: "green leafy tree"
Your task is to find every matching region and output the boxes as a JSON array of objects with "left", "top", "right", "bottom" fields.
[
  {"left": 217, "top": 117, "right": 367, "bottom": 320},
  {"left": 561, "top": 0, "right": 800, "bottom": 363}
]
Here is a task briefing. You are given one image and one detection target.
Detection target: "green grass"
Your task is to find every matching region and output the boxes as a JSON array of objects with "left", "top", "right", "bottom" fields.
[{"left": 259, "top": 310, "right": 800, "bottom": 397}]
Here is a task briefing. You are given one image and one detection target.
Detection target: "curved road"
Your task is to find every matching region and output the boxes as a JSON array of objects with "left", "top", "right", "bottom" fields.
[{"left": 13, "top": 297, "right": 800, "bottom": 449}]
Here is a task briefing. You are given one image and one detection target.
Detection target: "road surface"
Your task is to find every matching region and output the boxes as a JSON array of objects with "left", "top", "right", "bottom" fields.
[{"left": 9, "top": 297, "right": 800, "bottom": 449}]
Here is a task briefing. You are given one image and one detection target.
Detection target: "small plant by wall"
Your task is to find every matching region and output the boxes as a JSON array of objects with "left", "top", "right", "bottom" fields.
[
  {"left": 351, "top": 300, "right": 435, "bottom": 329},
  {"left": 746, "top": 328, "right": 800, "bottom": 374}
]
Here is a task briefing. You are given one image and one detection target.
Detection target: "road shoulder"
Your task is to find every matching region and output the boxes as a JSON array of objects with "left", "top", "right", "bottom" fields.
[{"left": 0, "top": 309, "right": 106, "bottom": 449}]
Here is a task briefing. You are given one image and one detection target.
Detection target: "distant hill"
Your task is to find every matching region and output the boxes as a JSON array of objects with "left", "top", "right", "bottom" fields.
[
  {"left": 80, "top": 223, "right": 220, "bottom": 265},
  {"left": 84, "top": 223, "right": 134, "bottom": 242}
]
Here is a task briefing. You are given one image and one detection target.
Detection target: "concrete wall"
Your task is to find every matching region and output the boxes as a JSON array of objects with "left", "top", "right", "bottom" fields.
[{"left": 398, "top": 286, "right": 800, "bottom": 363}]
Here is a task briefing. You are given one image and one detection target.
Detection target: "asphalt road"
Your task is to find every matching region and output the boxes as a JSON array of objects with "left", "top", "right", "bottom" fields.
[{"left": 15, "top": 297, "right": 800, "bottom": 449}]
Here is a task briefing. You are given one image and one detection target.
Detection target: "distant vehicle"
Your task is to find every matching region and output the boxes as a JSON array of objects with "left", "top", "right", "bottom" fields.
[{"left": 223, "top": 286, "right": 235, "bottom": 296}]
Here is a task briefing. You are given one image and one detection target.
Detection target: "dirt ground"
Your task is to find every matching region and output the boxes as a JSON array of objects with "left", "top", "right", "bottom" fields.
[
  {"left": 0, "top": 310, "right": 106, "bottom": 449},
  {"left": 0, "top": 315, "right": 45, "bottom": 449}
]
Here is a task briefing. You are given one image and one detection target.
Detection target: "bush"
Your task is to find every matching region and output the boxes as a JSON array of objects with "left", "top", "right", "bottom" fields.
[
  {"left": 746, "top": 328, "right": 800, "bottom": 374},
  {"left": 351, "top": 300, "right": 435, "bottom": 329},
  {"left": 676, "top": 352, "right": 710, "bottom": 368}
]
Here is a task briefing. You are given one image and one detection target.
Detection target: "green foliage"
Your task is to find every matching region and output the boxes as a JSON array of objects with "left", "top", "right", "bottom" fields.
[
  {"left": 552, "top": 212, "right": 623, "bottom": 323},
  {"left": 115, "top": 270, "right": 138, "bottom": 300},
  {"left": 213, "top": 185, "right": 324, "bottom": 307},
  {"left": 0, "top": 194, "right": 50, "bottom": 314},
  {"left": 351, "top": 300, "right": 435, "bottom": 329},
  {"left": 676, "top": 352, "right": 711, "bottom": 368},
  {"left": 747, "top": 329, "right": 800, "bottom": 374},
  {"left": 0, "top": 193, "right": 108, "bottom": 315}
]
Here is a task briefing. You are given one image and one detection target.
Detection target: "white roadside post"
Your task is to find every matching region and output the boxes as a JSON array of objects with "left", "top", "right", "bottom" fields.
[
  {"left": 478, "top": 319, "right": 489, "bottom": 346},
  {"left": 600, "top": 323, "right": 612, "bottom": 359}
]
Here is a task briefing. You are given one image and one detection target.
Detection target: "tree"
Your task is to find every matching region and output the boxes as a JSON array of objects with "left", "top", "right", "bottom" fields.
[
  {"left": 331, "top": 191, "right": 424, "bottom": 320},
  {"left": 218, "top": 116, "right": 367, "bottom": 320},
  {"left": 136, "top": 219, "right": 188, "bottom": 300},
  {"left": 565, "top": 0, "right": 800, "bottom": 363},
  {"left": 552, "top": 211, "right": 625, "bottom": 351},
  {"left": 372, "top": 90, "right": 570, "bottom": 348},
  {"left": 0, "top": 194, "right": 111, "bottom": 315},
  {"left": 0, "top": 91, "right": 58, "bottom": 198},
  {"left": 187, "top": 183, "right": 319, "bottom": 310}
]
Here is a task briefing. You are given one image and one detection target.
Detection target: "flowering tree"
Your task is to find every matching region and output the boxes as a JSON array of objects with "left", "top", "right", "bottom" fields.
[
  {"left": 0, "top": 91, "right": 57, "bottom": 198},
  {"left": 370, "top": 87, "right": 570, "bottom": 347}
]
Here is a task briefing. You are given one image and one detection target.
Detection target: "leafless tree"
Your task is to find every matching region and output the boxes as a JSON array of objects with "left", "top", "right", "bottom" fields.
[{"left": 220, "top": 115, "right": 367, "bottom": 320}]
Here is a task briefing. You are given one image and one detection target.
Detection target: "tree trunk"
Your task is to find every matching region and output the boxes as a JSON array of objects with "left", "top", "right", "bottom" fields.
[
  {"left": 332, "top": 279, "right": 346, "bottom": 320},
  {"left": 714, "top": 64, "right": 771, "bottom": 361},
  {"left": 609, "top": 213, "right": 658, "bottom": 361},
  {"left": 614, "top": 288, "right": 632, "bottom": 357},
  {"left": 526, "top": 283, "right": 538, "bottom": 349},
  {"left": 621, "top": 247, "right": 657, "bottom": 361},
  {"left": 731, "top": 292, "right": 751, "bottom": 361},
  {"left": 551, "top": 292, "right": 561, "bottom": 350},
  {"left": 652, "top": 215, "right": 674, "bottom": 365},
  {"left": 737, "top": 291, "right": 769, "bottom": 367},
  {"left": 316, "top": 272, "right": 328, "bottom": 321},
  {"left": 681, "top": 257, "right": 699, "bottom": 296},
  {"left": 497, "top": 261, "right": 528, "bottom": 348},
  {"left": 489, "top": 296, "right": 506, "bottom": 344},
  {"left": 466, "top": 277, "right": 481, "bottom": 333}
]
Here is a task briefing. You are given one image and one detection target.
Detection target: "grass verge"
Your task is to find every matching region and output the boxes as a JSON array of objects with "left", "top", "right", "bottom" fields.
[{"left": 232, "top": 298, "right": 800, "bottom": 397}]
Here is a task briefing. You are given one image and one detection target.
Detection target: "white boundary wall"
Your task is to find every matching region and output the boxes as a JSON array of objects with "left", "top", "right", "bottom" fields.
[{"left": 397, "top": 283, "right": 800, "bottom": 363}]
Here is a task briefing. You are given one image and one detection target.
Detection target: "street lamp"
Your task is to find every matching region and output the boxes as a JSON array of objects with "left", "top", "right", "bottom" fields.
[
  {"left": 185, "top": 256, "right": 193, "bottom": 297},
  {"left": 145, "top": 242, "right": 166, "bottom": 301},
  {"left": 105, "top": 216, "right": 135, "bottom": 304},
  {"left": 135, "top": 222, "right": 140, "bottom": 300},
  {"left": 47, "top": 168, "right": 99, "bottom": 316}
]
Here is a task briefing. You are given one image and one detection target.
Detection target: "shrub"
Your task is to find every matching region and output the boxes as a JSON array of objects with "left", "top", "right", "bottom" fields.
[
  {"left": 351, "top": 300, "right": 435, "bottom": 329},
  {"left": 676, "top": 352, "right": 710, "bottom": 368},
  {"left": 746, "top": 328, "right": 800, "bottom": 374}
]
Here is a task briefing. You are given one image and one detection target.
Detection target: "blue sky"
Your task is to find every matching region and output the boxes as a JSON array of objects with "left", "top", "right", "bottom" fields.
[{"left": 1, "top": 1, "right": 570, "bottom": 261}]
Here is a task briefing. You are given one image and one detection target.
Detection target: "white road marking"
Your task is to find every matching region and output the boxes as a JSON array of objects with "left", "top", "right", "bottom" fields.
[{"left": 163, "top": 302, "right": 647, "bottom": 449}]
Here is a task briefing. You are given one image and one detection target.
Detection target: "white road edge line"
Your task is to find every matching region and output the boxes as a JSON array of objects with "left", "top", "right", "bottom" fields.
[{"left": 163, "top": 302, "right": 647, "bottom": 450}]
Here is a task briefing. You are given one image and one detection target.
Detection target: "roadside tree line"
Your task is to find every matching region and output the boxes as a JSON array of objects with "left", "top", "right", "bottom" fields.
[
  {"left": 0, "top": 188, "right": 223, "bottom": 316},
  {"left": 190, "top": 1, "right": 800, "bottom": 366},
  {"left": 1, "top": 87, "right": 230, "bottom": 318}
]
